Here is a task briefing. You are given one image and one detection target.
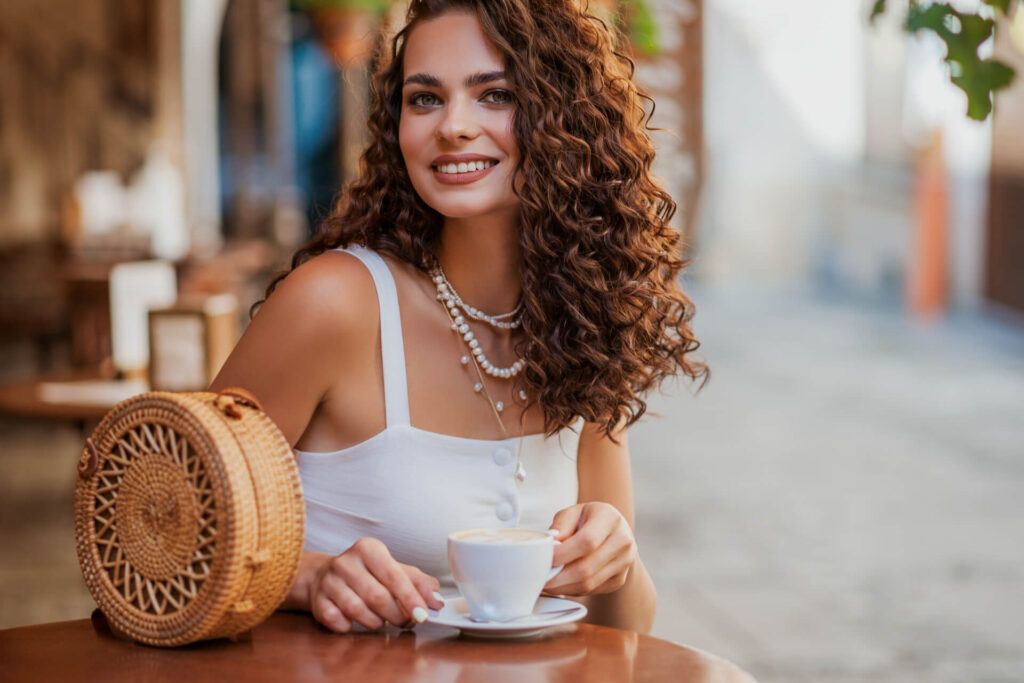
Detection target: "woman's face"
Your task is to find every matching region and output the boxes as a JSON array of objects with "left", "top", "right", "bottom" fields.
[{"left": 398, "top": 11, "right": 520, "bottom": 220}]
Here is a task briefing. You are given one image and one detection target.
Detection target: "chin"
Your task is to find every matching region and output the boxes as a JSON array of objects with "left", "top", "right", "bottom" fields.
[
  {"left": 431, "top": 203, "right": 494, "bottom": 218},
  {"left": 423, "top": 197, "right": 501, "bottom": 219}
]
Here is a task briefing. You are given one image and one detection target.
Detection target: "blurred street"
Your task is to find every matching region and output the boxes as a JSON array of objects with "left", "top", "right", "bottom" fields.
[
  {"left": 632, "top": 285, "right": 1024, "bottom": 683},
  {"left": 4, "top": 284, "right": 1022, "bottom": 682}
]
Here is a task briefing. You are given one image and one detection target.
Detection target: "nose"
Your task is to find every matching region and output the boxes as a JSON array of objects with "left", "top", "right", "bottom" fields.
[{"left": 435, "top": 95, "right": 480, "bottom": 142}]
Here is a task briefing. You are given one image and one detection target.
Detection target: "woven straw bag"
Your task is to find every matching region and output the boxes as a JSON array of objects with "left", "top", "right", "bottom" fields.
[{"left": 74, "top": 387, "right": 305, "bottom": 646}]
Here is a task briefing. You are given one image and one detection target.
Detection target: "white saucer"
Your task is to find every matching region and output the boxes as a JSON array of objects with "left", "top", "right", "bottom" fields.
[{"left": 426, "top": 595, "right": 587, "bottom": 639}]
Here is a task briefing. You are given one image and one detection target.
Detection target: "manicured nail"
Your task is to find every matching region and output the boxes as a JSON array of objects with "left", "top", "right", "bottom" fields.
[
  {"left": 547, "top": 528, "right": 559, "bottom": 536},
  {"left": 432, "top": 591, "right": 445, "bottom": 603},
  {"left": 412, "top": 607, "right": 428, "bottom": 623}
]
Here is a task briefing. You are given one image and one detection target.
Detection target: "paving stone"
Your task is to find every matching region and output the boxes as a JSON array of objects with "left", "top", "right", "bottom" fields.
[{"left": 627, "top": 287, "right": 1024, "bottom": 682}]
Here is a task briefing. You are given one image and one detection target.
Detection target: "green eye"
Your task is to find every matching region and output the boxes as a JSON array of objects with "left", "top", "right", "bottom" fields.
[
  {"left": 483, "top": 89, "right": 513, "bottom": 105},
  {"left": 408, "top": 92, "right": 440, "bottom": 107}
]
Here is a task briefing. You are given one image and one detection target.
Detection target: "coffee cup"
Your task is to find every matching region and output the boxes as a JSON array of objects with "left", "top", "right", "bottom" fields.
[{"left": 447, "top": 528, "right": 564, "bottom": 622}]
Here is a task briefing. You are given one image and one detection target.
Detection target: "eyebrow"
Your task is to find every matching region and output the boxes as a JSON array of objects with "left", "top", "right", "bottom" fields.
[{"left": 402, "top": 70, "right": 507, "bottom": 89}]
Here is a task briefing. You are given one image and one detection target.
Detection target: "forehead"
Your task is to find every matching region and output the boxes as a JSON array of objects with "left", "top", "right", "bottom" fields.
[{"left": 402, "top": 10, "right": 505, "bottom": 79}]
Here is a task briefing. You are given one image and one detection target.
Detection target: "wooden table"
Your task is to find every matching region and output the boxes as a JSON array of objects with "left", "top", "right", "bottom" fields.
[
  {"left": 0, "top": 372, "right": 146, "bottom": 429},
  {"left": 0, "top": 610, "right": 756, "bottom": 682}
]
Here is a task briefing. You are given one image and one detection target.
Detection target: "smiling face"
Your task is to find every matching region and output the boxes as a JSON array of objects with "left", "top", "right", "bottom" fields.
[{"left": 398, "top": 11, "right": 520, "bottom": 221}]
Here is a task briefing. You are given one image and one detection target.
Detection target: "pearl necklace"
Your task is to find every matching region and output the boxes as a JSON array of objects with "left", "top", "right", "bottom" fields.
[
  {"left": 446, "top": 283, "right": 521, "bottom": 329},
  {"left": 430, "top": 268, "right": 526, "bottom": 381},
  {"left": 427, "top": 261, "right": 531, "bottom": 483},
  {"left": 430, "top": 262, "right": 522, "bottom": 330}
]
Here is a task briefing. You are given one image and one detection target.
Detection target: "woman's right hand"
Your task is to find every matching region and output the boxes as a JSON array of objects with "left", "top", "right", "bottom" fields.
[{"left": 306, "top": 538, "right": 445, "bottom": 633}]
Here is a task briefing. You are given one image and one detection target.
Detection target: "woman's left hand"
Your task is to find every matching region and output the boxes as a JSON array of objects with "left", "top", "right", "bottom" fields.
[{"left": 542, "top": 502, "right": 638, "bottom": 597}]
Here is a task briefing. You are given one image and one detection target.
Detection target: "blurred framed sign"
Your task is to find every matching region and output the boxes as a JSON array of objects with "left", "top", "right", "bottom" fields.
[
  {"left": 148, "top": 294, "right": 239, "bottom": 391},
  {"left": 109, "top": 260, "right": 178, "bottom": 377}
]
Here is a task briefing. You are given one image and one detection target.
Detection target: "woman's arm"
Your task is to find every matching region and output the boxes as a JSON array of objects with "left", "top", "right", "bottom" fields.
[
  {"left": 208, "top": 253, "right": 444, "bottom": 631},
  {"left": 569, "top": 421, "right": 658, "bottom": 634},
  {"left": 208, "top": 251, "right": 374, "bottom": 444}
]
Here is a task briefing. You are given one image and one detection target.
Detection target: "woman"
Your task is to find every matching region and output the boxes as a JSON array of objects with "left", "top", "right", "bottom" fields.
[{"left": 211, "top": 0, "right": 705, "bottom": 635}]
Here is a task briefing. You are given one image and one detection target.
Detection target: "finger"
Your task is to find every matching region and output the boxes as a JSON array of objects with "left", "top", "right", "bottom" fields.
[
  {"left": 346, "top": 568, "right": 410, "bottom": 627},
  {"left": 545, "top": 561, "right": 620, "bottom": 596},
  {"left": 361, "top": 551, "right": 429, "bottom": 626},
  {"left": 327, "top": 581, "right": 385, "bottom": 634},
  {"left": 546, "top": 534, "right": 631, "bottom": 594},
  {"left": 552, "top": 514, "right": 615, "bottom": 568},
  {"left": 592, "top": 560, "right": 633, "bottom": 595},
  {"left": 567, "top": 574, "right": 623, "bottom": 599},
  {"left": 403, "top": 566, "right": 445, "bottom": 610},
  {"left": 548, "top": 505, "right": 584, "bottom": 542},
  {"left": 583, "top": 550, "right": 633, "bottom": 594},
  {"left": 312, "top": 592, "right": 353, "bottom": 633}
]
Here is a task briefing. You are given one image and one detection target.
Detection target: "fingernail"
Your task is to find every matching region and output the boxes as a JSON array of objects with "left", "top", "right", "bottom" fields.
[
  {"left": 412, "top": 607, "right": 428, "bottom": 623},
  {"left": 432, "top": 591, "right": 445, "bottom": 603},
  {"left": 547, "top": 528, "right": 559, "bottom": 536}
]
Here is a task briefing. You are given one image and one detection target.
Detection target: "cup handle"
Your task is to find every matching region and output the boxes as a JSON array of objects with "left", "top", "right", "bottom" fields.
[{"left": 547, "top": 539, "right": 564, "bottom": 581}]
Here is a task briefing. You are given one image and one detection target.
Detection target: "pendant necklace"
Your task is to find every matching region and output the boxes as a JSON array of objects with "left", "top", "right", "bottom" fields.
[{"left": 429, "top": 257, "right": 529, "bottom": 483}]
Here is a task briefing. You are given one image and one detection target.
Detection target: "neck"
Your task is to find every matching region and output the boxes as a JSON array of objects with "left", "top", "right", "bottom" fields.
[{"left": 434, "top": 210, "right": 522, "bottom": 315}]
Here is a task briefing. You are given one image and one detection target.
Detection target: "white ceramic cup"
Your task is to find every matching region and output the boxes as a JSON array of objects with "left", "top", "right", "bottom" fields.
[{"left": 447, "top": 528, "right": 565, "bottom": 622}]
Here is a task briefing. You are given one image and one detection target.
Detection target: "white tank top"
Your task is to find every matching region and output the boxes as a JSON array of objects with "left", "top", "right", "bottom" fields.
[{"left": 295, "top": 246, "right": 582, "bottom": 588}]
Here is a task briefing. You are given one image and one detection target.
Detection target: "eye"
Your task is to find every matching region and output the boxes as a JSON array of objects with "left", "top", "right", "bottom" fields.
[
  {"left": 407, "top": 92, "right": 441, "bottom": 107},
  {"left": 482, "top": 89, "right": 514, "bottom": 105}
]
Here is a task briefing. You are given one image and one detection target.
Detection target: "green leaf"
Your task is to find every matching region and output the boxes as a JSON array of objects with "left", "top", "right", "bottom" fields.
[
  {"left": 982, "top": 0, "right": 1013, "bottom": 14},
  {"left": 629, "top": 0, "right": 660, "bottom": 56},
  {"left": 869, "top": 0, "right": 887, "bottom": 24},
  {"left": 905, "top": 3, "right": 957, "bottom": 35},
  {"left": 953, "top": 60, "right": 1015, "bottom": 119},
  {"left": 291, "top": 0, "right": 393, "bottom": 14},
  {"left": 905, "top": 2, "right": 1016, "bottom": 120}
]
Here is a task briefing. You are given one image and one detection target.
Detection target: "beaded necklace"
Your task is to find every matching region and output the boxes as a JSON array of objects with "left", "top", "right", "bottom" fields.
[{"left": 428, "top": 257, "right": 529, "bottom": 483}]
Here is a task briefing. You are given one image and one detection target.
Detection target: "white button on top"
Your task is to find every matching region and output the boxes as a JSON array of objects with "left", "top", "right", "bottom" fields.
[
  {"left": 493, "top": 448, "right": 513, "bottom": 466},
  {"left": 495, "top": 502, "right": 515, "bottom": 522}
]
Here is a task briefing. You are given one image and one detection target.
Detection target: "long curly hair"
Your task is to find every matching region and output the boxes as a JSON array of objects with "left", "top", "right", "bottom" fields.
[{"left": 261, "top": 0, "right": 707, "bottom": 439}]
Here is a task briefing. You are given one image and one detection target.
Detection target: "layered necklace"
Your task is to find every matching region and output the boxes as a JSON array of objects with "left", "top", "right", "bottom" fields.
[
  {"left": 427, "top": 256, "right": 531, "bottom": 483},
  {"left": 428, "top": 259, "right": 527, "bottom": 387}
]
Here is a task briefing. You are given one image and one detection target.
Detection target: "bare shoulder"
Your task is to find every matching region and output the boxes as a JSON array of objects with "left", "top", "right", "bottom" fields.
[
  {"left": 209, "top": 249, "right": 379, "bottom": 445},
  {"left": 230, "top": 249, "right": 380, "bottom": 368},
  {"left": 262, "top": 249, "right": 378, "bottom": 328}
]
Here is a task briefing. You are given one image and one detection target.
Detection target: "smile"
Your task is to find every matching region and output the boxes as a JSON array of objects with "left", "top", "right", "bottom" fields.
[
  {"left": 432, "top": 160, "right": 496, "bottom": 174},
  {"left": 431, "top": 160, "right": 498, "bottom": 185}
]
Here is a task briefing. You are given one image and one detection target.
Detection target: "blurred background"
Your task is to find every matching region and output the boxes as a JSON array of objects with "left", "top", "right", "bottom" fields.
[{"left": 0, "top": 1, "right": 1021, "bottom": 681}]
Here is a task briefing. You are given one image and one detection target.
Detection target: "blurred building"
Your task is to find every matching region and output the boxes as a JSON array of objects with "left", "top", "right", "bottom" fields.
[
  {"left": 0, "top": 0, "right": 316, "bottom": 254},
  {"left": 698, "top": 0, "right": 1024, "bottom": 316},
  {"left": 1, "top": 0, "right": 1021, "bottom": 356},
  {"left": 0, "top": 0, "right": 370, "bottom": 374}
]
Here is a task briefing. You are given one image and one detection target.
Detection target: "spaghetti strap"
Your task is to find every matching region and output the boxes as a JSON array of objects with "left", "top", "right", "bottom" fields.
[{"left": 332, "top": 246, "right": 410, "bottom": 427}]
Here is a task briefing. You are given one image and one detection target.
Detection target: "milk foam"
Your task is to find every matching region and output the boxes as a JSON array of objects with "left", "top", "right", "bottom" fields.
[{"left": 456, "top": 528, "right": 548, "bottom": 544}]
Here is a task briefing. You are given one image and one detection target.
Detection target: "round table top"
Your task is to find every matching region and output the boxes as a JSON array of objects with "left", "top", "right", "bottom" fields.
[
  {"left": 0, "top": 372, "right": 143, "bottom": 423},
  {"left": 0, "top": 610, "right": 755, "bottom": 682}
]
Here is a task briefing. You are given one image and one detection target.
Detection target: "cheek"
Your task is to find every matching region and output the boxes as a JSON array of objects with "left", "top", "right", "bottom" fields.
[
  {"left": 499, "top": 119, "right": 519, "bottom": 163},
  {"left": 398, "top": 118, "right": 424, "bottom": 167},
  {"left": 398, "top": 131, "right": 412, "bottom": 168}
]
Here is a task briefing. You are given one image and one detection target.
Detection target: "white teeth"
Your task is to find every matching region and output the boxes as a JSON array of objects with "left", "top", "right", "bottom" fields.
[{"left": 434, "top": 160, "right": 494, "bottom": 174}]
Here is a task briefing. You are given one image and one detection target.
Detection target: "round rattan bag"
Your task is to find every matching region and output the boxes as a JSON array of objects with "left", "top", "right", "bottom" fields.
[{"left": 74, "top": 387, "right": 305, "bottom": 646}]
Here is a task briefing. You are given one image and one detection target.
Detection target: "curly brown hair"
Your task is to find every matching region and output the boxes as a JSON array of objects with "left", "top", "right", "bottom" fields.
[{"left": 261, "top": 0, "right": 707, "bottom": 440}]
